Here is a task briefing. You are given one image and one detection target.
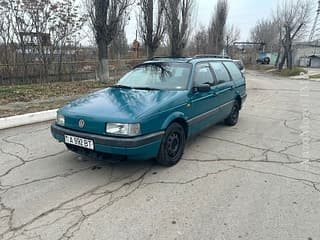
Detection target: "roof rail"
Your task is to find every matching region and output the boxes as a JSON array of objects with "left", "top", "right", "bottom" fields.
[
  {"left": 151, "top": 56, "right": 188, "bottom": 60},
  {"left": 193, "top": 54, "right": 230, "bottom": 59}
]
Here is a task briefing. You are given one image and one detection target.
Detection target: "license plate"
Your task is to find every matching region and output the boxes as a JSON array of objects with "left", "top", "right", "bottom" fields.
[{"left": 65, "top": 135, "right": 94, "bottom": 150}]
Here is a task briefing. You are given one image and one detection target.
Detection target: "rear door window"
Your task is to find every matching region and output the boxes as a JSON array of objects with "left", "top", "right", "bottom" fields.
[
  {"left": 209, "top": 62, "right": 230, "bottom": 84},
  {"left": 224, "top": 62, "right": 243, "bottom": 80},
  {"left": 194, "top": 63, "right": 215, "bottom": 86}
]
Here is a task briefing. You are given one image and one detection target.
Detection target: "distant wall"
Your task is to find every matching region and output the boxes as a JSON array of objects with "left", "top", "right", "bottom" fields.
[
  {"left": 293, "top": 43, "right": 320, "bottom": 66},
  {"left": 310, "top": 57, "right": 320, "bottom": 68}
]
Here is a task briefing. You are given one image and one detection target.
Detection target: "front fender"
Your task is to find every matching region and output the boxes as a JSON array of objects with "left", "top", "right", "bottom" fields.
[{"left": 161, "top": 112, "right": 187, "bottom": 130}]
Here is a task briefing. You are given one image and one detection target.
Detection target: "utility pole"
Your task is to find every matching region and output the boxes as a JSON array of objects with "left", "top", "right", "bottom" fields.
[{"left": 309, "top": 0, "right": 320, "bottom": 41}]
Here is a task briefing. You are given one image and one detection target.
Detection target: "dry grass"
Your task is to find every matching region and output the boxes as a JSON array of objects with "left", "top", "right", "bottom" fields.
[
  {"left": 0, "top": 80, "right": 113, "bottom": 117},
  {"left": 310, "top": 74, "right": 320, "bottom": 79},
  {"left": 0, "top": 80, "right": 111, "bottom": 105},
  {"left": 246, "top": 64, "right": 276, "bottom": 71},
  {"left": 278, "top": 67, "right": 307, "bottom": 77}
]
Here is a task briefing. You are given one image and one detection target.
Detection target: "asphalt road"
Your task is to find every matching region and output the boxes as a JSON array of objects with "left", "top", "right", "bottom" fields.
[{"left": 1, "top": 70, "right": 320, "bottom": 240}]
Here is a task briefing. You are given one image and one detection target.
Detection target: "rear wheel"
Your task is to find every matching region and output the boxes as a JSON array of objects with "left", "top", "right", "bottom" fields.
[
  {"left": 264, "top": 57, "right": 270, "bottom": 64},
  {"left": 156, "top": 123, "right": 186, "bottom": 167},
  {"left": 225, "top": 101, "right": 240, "bottom": 126}
]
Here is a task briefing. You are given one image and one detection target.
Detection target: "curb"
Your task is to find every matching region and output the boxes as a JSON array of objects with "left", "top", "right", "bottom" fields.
[{"left": 0, "top": 109, "right": 57, "bottom": 130}]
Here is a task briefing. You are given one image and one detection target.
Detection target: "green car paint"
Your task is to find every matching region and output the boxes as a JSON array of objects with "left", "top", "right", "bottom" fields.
[{"left": 51, "top": 57, "right": 246, "bottom": 164}]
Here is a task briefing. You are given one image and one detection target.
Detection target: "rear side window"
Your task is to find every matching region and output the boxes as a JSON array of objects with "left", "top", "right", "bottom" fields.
[
  {"left": 233, "top": 61, "right": 244, "bottom": 70},
  {"left": 194, "top": 63, "right": 215, "bottom": 86},
  {"left": 209, "top": 62, "right": 230, "bottom": 84},
  {"left": 224, "top": 62, "right": 243, "bottom": 80}
]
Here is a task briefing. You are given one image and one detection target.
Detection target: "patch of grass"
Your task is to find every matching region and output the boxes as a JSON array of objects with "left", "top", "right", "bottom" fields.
[
  {"left": 0, "top": 80, "right": 111, "bottom": 105},
  {"left": 256, "top": 65, "right": 276, "bottom": 71},
  {"left": 279, "top": 67, "right": 307, "bottom": 77},
  {"left": 246, "top": 64, "right": 276, "bottom": 71},
  {"left": 0, "top": 96, "right": 80, "bottom": 118},
  {"left": 310, "top": 74, "right": 320, "bottom": 79}
]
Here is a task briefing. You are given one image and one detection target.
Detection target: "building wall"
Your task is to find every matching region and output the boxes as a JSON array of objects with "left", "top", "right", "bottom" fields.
[
  {"left": 293, "top": 43, "right": 320, "bottom": 66},
  {"left": 310, "top": 57, "right": 320, "bottom": 68}
]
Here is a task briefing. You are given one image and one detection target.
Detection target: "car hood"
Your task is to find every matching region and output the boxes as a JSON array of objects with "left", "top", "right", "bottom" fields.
[{"left": 60, "top": 87, "right": 187, "bottom": 122}]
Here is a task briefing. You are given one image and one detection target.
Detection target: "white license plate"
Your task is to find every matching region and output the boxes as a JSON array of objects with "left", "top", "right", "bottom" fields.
[{"left": 65, "top": 135, "right": 94, "bottom": 150}]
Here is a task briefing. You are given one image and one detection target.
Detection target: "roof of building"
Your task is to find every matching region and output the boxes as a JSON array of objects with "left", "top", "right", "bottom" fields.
[{"left": 309, "top": 55, "right": 320, "bottom": 58}]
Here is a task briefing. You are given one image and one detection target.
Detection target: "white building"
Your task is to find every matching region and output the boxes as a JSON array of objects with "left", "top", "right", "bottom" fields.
[{"left": 293, "top": 40, "right": 320, "bottom": 67}]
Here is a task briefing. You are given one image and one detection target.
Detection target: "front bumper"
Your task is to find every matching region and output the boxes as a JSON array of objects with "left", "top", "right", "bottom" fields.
[
  {"left": 51, "top": 123, "right": 164, "bottom": 160},
  {"left": 241, "top": 93, "right": 247, "bottom": 102}
]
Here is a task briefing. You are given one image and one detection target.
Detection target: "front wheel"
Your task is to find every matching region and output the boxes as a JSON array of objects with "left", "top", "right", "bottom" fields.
[
  {"left": 225, "top": 101, "right": 240, "bottom": 126},
  {"left": 156, "top": 123, "right": 186, "bottom": 167}
]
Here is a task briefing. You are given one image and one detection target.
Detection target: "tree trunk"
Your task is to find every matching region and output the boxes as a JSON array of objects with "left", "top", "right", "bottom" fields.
[
  {"left": 171, "top": 44, "right": 182, "bottom": 57},
  {"left": 42, "top": 55, "right": 49, "bottom": 83},
  {"left": 275, "top": 52, "right": 280, "bottom": 67},
  {"left": 288, "top": 47, "right": 293, "bottom": 70},
  {"left": 58, "top": 47, "right": 64, "bottom": 82},
  {"left": 171, "top": 34, "right": 182, "bottom": 57},
  {"left": 170, "top": 16, "right": 183, "bottom": 57},
  {"left": 97, "top": 39, "right": 109, "bottom": 82},
  {"left": 3, "top": 43, "right": 11, "bottom": 84},
  {"left": 278, "top": 51, "right": 286, "bottom": 71},
  {"left": 146, "top": 0, "right": 154, "bottom": 59},
  {"left": 275, "top": 45, "right": 281, "bottom": 67},
  {"left": 147, "top": 46, "right": 156, "bottom": 59}
]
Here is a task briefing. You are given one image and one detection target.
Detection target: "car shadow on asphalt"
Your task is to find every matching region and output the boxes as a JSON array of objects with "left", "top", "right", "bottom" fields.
[{"left": 67, "top": 122, "right": 228, "bottom": 173}]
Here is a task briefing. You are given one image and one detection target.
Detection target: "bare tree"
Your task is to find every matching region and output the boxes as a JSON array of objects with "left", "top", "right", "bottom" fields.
[
  {"left": 0, "top": 0, "right": 13, "bottom": 75},
  {"left": 165, "top": 0, "right": 194, "bottom": 57},
  {"left": 208, "top": 0, "right": 228, "bottom": 54},
  {"left": 8, "top": 0, "right": 34, "bottom": 82},
  {"left": 109, "top": 26, "right": 129, "bottom": 58},
  {"left": 23, "top": 0, "right": 85, "bottom": 80},
  {"left": 1, "top": 0, "right": 85, "bottom": 83},
  {"left": 250, "top": 19, "right": 279, "bottom": 52},
  {"left": 87, "top": 0, "right": 134, "bottom": 81},
  {"left": 189, "top": 25, "right": 209, "bottom": 55},
  {"left": 138, "top": 0, "right": 166, "bottom": 59},
  {"left": 225, "top": 25, "right": 240, "bottom": 55},
  {"left": 275, "top": 0, "right": 312, "bottom": 70}
]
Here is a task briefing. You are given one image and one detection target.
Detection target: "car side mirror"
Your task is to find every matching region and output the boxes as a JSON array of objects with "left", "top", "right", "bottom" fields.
[{"left": 193, "top": 84, "right": 211, "bottom": 93}]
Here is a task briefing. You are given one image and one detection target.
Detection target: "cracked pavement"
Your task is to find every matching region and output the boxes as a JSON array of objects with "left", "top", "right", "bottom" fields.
[{"left": 0, "top": 70, "right": 320, "bottom": 240}]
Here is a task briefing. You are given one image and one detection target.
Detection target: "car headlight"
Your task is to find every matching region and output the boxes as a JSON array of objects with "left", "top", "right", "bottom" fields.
[
  {"left": 56, "top": 114, "right": 65, "bottom": 126},
  {"left": 106, "top": 123, "right": 141, "bottom": 136}
]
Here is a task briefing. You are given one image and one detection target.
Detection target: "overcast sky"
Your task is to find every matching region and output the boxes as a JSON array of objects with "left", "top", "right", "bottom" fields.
[{"left": 124, "top": 0, "right": 281, "bottom": 44}]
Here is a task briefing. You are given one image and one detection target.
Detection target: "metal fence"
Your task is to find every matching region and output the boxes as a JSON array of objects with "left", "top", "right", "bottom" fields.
[{"left": 0, "top": 58, "right": 145, "bottom": 85}]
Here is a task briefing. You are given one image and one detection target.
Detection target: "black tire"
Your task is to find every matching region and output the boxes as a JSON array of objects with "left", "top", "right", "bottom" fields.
[
  {"left": 264, "top": 57, "right": 270, "bottom": 64},
  {"left": 156, "top": 123, "right": 186, "bottom": 167},
  {"left": 225, "top": 101, "right": 240, "bottom": 126}
]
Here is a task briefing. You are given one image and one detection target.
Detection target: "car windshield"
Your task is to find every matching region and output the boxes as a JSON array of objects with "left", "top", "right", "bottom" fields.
[{"left": 115, "top": 62, "right": 191, "bottom": 90}]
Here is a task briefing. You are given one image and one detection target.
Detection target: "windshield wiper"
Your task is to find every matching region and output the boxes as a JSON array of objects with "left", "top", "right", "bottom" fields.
[
  {"left": 112, "top": 85, "right": 133, "bottom": 89},
  {"left": 133, "top": 87, "right": 161, "bottom": 91}
]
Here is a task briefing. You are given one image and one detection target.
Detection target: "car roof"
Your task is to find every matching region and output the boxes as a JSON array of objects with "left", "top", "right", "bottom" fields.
[
  {"left": 189, "top": 58, "right": 233, "bottom": 64},
  {"left": 143, "top": 56, "right": 233, "bottom": 65}
]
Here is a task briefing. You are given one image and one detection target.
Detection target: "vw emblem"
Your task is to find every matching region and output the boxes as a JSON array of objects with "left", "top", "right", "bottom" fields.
[{"left": 78, "top": 119, "right": 85, "bottom": 128}]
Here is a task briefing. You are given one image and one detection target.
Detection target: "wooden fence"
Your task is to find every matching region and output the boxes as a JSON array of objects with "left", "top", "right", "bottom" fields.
[{"left": 0, "top": 58, "right": 145, "bottom": 85}]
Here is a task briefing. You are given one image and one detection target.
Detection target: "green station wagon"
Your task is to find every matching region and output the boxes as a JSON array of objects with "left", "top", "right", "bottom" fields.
[{"left": 51, "top": 56, "right": 247, "bottom": 166}]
